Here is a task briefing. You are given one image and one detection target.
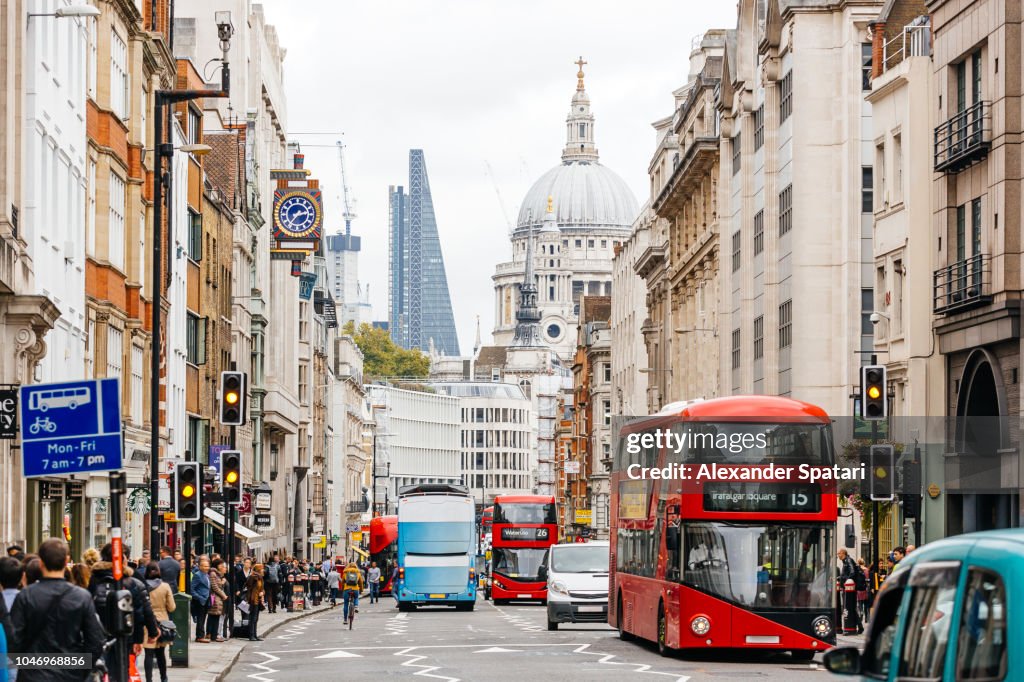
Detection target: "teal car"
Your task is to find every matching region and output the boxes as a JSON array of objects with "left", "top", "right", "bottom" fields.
[{"left": 825, "top": 529, "right": 1014, "bottom": 680}]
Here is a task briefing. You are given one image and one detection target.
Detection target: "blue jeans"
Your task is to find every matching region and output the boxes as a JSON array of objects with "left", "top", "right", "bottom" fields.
[
  {"left": 369, "top": 581, "right": 380, "bottom": 602},
  {"left": 343, "top": 589, "right": 359, "bottom": 621}
]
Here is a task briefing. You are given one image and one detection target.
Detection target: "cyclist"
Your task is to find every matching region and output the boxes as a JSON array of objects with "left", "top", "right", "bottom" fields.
[{"left": 341, "top": 562, "right": 364, "bottom": 624}]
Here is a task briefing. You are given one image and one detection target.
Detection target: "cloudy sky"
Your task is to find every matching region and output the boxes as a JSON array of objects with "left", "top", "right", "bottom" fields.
[{"left": 259, "top": 0, "right": 737, "bottom": 353}]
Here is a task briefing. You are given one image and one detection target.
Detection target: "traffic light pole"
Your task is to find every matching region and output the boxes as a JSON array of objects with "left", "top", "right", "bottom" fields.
[
  {"left": 870, "top": 353, "right": 880, "bottom": 576},
  {"left": 224, "top": 424, "right": 236, "bottom": 635}
]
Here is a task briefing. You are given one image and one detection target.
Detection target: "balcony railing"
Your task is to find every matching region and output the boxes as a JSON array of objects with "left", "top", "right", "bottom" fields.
[
  {"left": 934, "top": 253, "right": 992, "bottom": 314},
  {"left": 934, "top": 101, "right": 991, "bottom": 172},
  {"left": 346, "top": 500, "right": 369, "bottom": 513}
]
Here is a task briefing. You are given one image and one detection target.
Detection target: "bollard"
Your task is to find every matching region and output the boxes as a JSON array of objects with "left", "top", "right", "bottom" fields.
[
  {"left": 842, "top": 578, "right": 857, "bottom": 634},
  {"left": 169, "top": 592, "right": 192, "bottom": 667}
]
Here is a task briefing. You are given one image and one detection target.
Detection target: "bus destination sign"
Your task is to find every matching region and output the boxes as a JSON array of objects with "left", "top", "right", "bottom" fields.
[
  {"left": 500, "top": 527, "right": 550, "bottom": 542},
  {"left": 703, "top": 482, "right": 821, "bottom": 513}
]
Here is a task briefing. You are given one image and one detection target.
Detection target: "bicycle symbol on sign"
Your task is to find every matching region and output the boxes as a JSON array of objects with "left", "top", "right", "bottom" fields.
[{"left": 29, "top": 416, "right": 57, "bottom": 435}]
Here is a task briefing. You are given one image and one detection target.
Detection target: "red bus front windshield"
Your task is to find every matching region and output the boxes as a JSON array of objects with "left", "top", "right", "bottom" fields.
[{"left": 494, "top": 503, "right": 556, "bottom": 525}]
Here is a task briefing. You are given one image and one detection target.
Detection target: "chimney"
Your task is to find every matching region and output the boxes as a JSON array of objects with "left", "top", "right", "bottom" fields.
[{"left": 870, "top": 21, "right": 886, "bottom": 80}]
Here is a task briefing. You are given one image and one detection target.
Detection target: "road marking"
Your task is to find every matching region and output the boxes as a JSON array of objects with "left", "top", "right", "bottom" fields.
[
  {"left": 245, "top": 652, "right": 281, "bottom": 682},
  {"left": 395, "top": 647, "right": 461, "bottom": 682},
  {"left": 473, "top": 646, "right": 521, "bottom": 653},
  {"left": 571, "top": 643, "right": 690, "bottom": 681},
  {"left": 315, "top": 650, "right": 362, "bottom": 658}
]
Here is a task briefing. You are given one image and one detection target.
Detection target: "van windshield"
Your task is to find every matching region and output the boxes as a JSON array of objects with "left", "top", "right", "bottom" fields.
[{"left": 550, "top": 545, "right": 609, "bottom": 573}]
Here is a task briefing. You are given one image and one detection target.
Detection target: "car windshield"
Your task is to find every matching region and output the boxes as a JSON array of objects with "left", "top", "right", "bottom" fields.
[
  {"left": 492, "top": 547, "right": 548, "bottom": 581},
  {"left": 550, "top": 545, "right": 609, "bottom": 573},
  {"left": 678, "top": 522, "right": 834, "bottom": 609}
]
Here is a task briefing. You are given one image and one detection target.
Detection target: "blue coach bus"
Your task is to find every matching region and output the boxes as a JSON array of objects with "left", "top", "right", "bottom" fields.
[{"left": 395, "top": 483, "right": 477, "bottom": 611}]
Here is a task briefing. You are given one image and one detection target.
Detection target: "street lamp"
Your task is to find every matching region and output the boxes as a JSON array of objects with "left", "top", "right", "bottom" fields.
[
  {"left": 28, "top": 4, "right": 101, "bottom": 19},
  {"left": 149, "top": 14, "right": 233, "bottom": 555},
  {"left": 674, "top": 327, "right": 718, "bottom": 336}
]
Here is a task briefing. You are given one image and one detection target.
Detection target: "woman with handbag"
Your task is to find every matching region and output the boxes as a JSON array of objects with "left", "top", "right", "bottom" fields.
[
  {"left": 244, "top": 564, "right": 265, "bottom": 642},
  {"left": 207, "top": 559, "right": 228, "bottom": 642},
  {"left": 142, "top": 562, "right": 176, "bottom": 682}
]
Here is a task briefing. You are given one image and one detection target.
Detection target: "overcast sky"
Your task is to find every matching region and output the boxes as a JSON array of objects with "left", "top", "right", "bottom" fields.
[{"left": 259, "top": 0, "right": 737, "bottom": 353}]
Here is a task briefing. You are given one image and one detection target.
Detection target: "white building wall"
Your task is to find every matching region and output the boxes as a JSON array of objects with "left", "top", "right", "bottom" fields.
[
  {"left": 166, "top": 124, "right": 189, "bottom": 459},
  {"left": 24, "top": 4, "right": 89, "bottom": 383},
  {"left": 611, "top": 208, "right": 651, "bottom": 416}
]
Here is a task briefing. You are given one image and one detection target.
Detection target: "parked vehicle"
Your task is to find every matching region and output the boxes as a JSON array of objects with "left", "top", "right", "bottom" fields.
[
  {"left": 541, "top": 540, "right": 610, "bottom": 630},
  {"left": 824, "top": 529, "right": 1014, "bottom": 680}
]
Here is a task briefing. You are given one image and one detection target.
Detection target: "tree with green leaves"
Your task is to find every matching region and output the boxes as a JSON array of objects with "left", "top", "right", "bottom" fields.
[{"left": 343, "top": 321, "right": 430, "bottom": 378}]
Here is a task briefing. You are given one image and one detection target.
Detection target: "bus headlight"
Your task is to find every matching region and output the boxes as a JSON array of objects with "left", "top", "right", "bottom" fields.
[
  {"left": 690, "top": 615, "right": 711, "bottom": 636},
  {"left": 812, "top": 616, "right": 832, "bottom": 638},
  {"left": 548, "top": 581, "right": 569, "bottom": 597}
]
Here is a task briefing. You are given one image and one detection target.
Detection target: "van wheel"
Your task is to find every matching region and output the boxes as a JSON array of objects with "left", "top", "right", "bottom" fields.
[
  {"left": 617, "top": 593, "right": 634, "bottom": 641},
  {"left": 547, "top": 618, "right": 558, "bottom": 631},
  {"left": 657, "top": 604, "right": 672, "bottom": 657},
  {"left": 792, "top": 650, "right": 816, "bottom": 662}
]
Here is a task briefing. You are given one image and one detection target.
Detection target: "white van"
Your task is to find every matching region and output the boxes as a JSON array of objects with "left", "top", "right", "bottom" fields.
[{"left": 540, "top": 540, "right": 610, "bottom": 630}]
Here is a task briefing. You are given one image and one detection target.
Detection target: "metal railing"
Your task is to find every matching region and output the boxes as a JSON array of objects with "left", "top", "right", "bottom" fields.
[
  {"left": 934, "top": 101, "right": 992, "bottom": 172},
  {"left": 346, "top": 500, "right": 369, "bottom": 513},
  {"left": 934, "top": 253, "right": 991, "bottom": 314},
  {"left": 882, "top": 21, "right": 931, "bottom": 66}
]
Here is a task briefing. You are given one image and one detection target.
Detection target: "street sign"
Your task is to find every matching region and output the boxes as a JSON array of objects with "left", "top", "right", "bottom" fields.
[
  {"left": 564, "top": 461, "right": 581, "bottom": 474},
  {"left": 20, "top": 379, "right": 122, "bottom": 477},
  {"left": 209, "top": 444, "right": 228, "bottom": 472},
  {"left": 574, "top": 509, "right": 592, "bottom": 524},
  {"left": 238, "top": 492, "right": 252, "bottom": 514},
  {"left": 254, "top": 513, "right": 272, "bottom": 527},
  {"left": 0, "top": 387, "right": 18, "bottom": 439},
  {"left": 345, "top": 524, "right": 359, "bottom": 532},
  {"left": 254, "top": 492, "right": 272, "bottom": 511}
]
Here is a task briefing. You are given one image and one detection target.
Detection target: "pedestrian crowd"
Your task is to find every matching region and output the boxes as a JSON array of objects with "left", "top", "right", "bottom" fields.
[
  {"left": 837, "top": 543, "right": 914, "bottom": 634},
  {"left": 0, "top": 540, "right": 388, "bottom": 682}
]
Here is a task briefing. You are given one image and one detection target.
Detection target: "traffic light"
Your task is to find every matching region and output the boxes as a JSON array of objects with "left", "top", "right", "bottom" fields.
[
  {"left": 902, "top": 459, "right": 922, "bottom": 517},
  {"left": 221, "top": 450, "right": 242, "bottom": 505},
  {"left": 175, "top": 462, "right": 201, "bottom": 521},
  {"left": 219, "top": 371, "right": 247, "bottom": 425},
  {"left": 869, "top": 444, "right": 895, "bottom": 502},
  {"left": 860, "top": 365, "right": 887, "bottom": 421}
]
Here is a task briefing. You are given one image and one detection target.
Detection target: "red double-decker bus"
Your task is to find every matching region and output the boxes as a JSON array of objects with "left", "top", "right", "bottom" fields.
[
  {"left": 488, "top": 495, "right": 556, "bottom": 604},
  {"left": 480, "top": 506, "right": 493, "bottom": 550},
  {"left": 369, "top": 515, "right": 398, "bottom": 595},
  {"left": 610, "top": 396, "right": 838, "bottom": 659}
]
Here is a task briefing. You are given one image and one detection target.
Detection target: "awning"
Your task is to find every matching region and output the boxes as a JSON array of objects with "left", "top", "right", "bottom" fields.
[
  {"left": 351, "top": 547, "right": 369, "bottom": 558},
  {"left": 204, "top": 508, "right": 261, "bottom": 540}
]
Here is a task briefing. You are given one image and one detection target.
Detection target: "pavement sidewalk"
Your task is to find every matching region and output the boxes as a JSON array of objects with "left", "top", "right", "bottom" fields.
[{"left": 166, "top": 602, "right": 332, "bottom": 682}]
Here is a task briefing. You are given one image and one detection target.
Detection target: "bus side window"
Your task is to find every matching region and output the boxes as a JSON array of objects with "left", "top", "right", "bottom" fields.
[
  {"left": 956, "top": 569, "right": 1007, "bottom": 680},
  {"left": 861, "top": 569, "right": 909, "bottom": 677}
]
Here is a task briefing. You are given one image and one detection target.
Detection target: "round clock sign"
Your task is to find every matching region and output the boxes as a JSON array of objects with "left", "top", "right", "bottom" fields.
[{"left": 274, "top": 191, "right": 322, "bottom": 238}]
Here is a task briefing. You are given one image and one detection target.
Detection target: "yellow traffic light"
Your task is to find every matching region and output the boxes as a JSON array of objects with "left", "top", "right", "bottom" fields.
[
  {"left": 875, "top": 467, "right": 887, "bottom": 479},
  {"left": 182, "top": 484, "right": 196, "bottom": 498},
  {"left": 867, "top": 386, "right": 881, "bottom": 400},
  {"left": 226, "top": 391, "right": 239, "bottom": 405},
  {"left": 226, "top": 471, "right": 238, "bottom": 484}
]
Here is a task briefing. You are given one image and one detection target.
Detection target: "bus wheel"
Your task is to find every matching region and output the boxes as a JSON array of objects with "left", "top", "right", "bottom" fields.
[
  {"left": 493, "top": 599, "right": 506, "bottom": 606},
  {"left": 791, "top": 650, "right": 816, "bottom": 662},
  {"left": 455, "top": 602, "right": 474, "bottom": 612},
  {"left": 398, "top": 602, "right": 415, "bottom": 612},
  {"left": 617, "top": 593, "right": 634, "bottom": 641},
  {"left": 657, "top": 604, "right": 671, "bottom": 657}
]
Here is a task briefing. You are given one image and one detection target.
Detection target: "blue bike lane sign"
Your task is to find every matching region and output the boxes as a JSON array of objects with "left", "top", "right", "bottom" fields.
[{"left": 20, "top": 378, "right": 123, "bottom": 477}]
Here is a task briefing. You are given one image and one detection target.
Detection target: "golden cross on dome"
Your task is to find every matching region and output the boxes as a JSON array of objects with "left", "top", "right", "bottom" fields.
[
  {"left": 547, "top": 195, "right": 554, "bottom": 213},
  {"left": 575, "top": 56, "right": 587, "bottom": 91}
]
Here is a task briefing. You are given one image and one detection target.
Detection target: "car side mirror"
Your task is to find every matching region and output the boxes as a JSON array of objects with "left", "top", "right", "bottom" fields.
[
  {"left": 538, "top": 565, "right": 547, "bottom": 580},
  {"left": 822, "top": 647, "right": 862, "bottom": 675}
]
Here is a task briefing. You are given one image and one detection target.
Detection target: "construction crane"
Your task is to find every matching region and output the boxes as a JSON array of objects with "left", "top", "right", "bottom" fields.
[
  {"left": 336, "top": 139, "right": 357, "bottom": 236},
  {"left": 484, "top": 160, "right": 514, "bottom": 236}
]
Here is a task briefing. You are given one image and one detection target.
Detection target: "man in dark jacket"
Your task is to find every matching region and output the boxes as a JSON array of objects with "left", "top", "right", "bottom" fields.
[
  {"left": 89, "top": 544, "right": 159, "bottom": 646},
  {"left": 157, "top": 546, "right": 180, "bottom": 594},
  {"left": 837, "top": 548, "right": 863, "bottom": 634},
  {"left": 10, "top": 539, "right": 105, "bottom": 681},
  {"left": 264, "top": 555, "right": 280, "bottom": 614}
]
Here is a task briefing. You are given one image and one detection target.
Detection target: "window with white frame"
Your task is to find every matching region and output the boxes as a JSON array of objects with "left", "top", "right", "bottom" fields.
[
  {"left": 106, "top": 326, "right": 124, "bottom": 383},
  {"left": 87, "top": 19, "right": 97, "bottom": 99},
  {"left": 299, "top": 361, "right": 309, "bottom": 404},
  {"left": 603, "top": 363, "right": 611, "bottom": 383},
  {"left": 110, "top": 30, "right": 128, "bottom": 119},
  {"left": 131, "top": 345, "right": 143, "bottom": 423},
  {"left": 603, "top": 400, "right": 611, "bottom": 427},
  {"left": 892, "top": 132, "right": 903, "bottom": 203},
  {"left": 85, "top": 317, "right": 95, "bottom": 378},
  {"left": 108, "top": 171, "right": 126, "bottom": 270}
]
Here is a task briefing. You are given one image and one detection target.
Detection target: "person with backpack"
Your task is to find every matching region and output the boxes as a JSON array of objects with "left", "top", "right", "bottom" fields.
[
  {"left": 341, "top": 562, "right": 363, "bottom": 623},
  {"left": 264, "top": 555, "right": 280, "bottom": 614},
  {"left": 88, "top": 543, "right": 159, "bottom": 668},
  {"left": 141, "top": 563, "right": 175, "bottom": 682},
  {"left": 837, "top": 548, "right": 863, "bottom": 634},
  {"left": 10, "top": 539, "right": 105, "bottom": 682}
]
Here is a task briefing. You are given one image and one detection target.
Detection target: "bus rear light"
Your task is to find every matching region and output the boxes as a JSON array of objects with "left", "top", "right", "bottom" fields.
[
  {"left": 469, "top": 568, "right": 475, "bottom": 582},
  {"left": 398, "top": 567, "right": 405, "bottom": 580},
  {"left": 690, "top": 615, "right": 711, "bottom": 636}
]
